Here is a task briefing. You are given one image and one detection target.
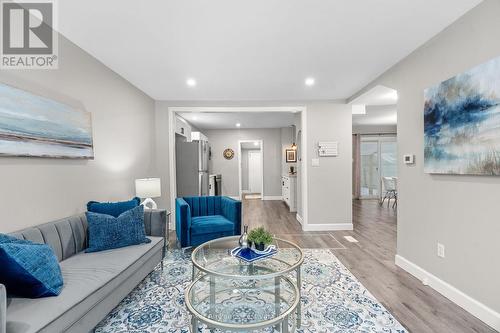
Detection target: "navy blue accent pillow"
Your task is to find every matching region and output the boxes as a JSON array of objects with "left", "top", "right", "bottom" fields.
[
  {"left": 85, "top": 205, "right": 151, "bottom": 253},
  {"left": 0, "top": 234, "right": 63, "bottom": 298},
  {"left": 86, "top": 197, "right": 140, "bottom": 218}
]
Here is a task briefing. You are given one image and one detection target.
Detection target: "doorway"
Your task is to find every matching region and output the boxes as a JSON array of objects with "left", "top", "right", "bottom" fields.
[
  {"left": 167, "top": 106, "right": 309, "bottom": 229},
  {"left": 238, "top": 140, "right": 263, "bottom": 200},
  {"left": 248, "top": 150, "right": 262, "bottom": 194},
  {"left": 360, "top": 135, "right": 397, "bottom": 199}
]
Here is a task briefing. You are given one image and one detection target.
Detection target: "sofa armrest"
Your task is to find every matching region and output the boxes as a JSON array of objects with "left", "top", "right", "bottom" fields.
[
  {"left": 221, "top": 197, "right": 242, "bottom": 235},
  {"left": 176, "top": 198, "right": 191, "bottom": 247},
  {"left": 0, "top": 283, "right": 6, "bottom": 333},
  {"left": 144, "top": 209, "right": 168, "bottom": 238}
]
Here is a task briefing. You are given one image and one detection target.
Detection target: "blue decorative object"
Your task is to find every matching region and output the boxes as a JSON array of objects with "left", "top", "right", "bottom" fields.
[
  {"left": 87, "top": 197, "right": 140, "bottom": 218},
  {"left": 95, "top": 249, "right": 407, "bottom": 332},
  {"left": 424, "top": 56, "right": 500, "bottom": 175},
  {"left": 85, "top": 205, "right": 151, "bottom": 253},
  {"left": 175, "top": 196, "right": 241, "bottom": 247},
  {"left": 230, "top": 245, "right": 277, "bottom": 263},
  {"left": 0, "top": 234, "right": 63, "bottom": 298}
]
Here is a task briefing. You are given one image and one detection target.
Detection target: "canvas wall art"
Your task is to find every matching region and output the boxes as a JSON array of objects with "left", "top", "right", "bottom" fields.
[
  {"left": 0, "top": 83, "right": 93, "bottom": 158},
  {"left": 424, "top": 56, "right": 500, "bottom": 175}
]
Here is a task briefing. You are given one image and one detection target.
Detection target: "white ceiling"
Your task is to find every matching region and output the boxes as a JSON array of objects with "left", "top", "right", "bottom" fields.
[
  {"left": 350, "top": 85, "right": 398, "bottom": 106},
  {"left": 241, "top": 141, "right": 262, "bottom": 149},
  {"left": 351, "top": 85, "right": 398, "bottom": 126},
  {"left": 178, "top": 112, "right": 296, "bottom": 129},
  {"left": 58, "top": 0, "right": 481, "bottom": 101},
  {"left": 353, "top": 105, "right": 397, "bottom": 126}
]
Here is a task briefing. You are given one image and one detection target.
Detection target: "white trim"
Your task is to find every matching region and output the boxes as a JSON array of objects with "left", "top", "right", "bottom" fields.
[
  {"left": 168, "top": 108, "right": 177, "bottom": 222},
  {"left": 262, "top": 196, "right": 283, "bottom": 200},
  {"left": 167, "top": 106, "right": 308, "bottom": 230},
  {"left": 300, "top": 108, "right": 309, "bottom": 231},
  {"left": 395, "top": 255, "right": 500, "bottom": 331},
  {"left": 302, "top": 223, "right": 353, "bottom": 231},
  {"left": 238, "top": 139, "right": 264, "bottom": 200},
  {"left": 295, "top": 214, "right": 303, "bottom": 225},
  {"left": 168, "top": 106, "right": 305, "bottom": 113}
]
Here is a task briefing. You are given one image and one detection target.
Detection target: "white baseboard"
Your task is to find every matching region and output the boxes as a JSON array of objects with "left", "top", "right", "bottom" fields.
[
  {"left": 295, "top": 214, "right": 303, "bottom": 225},
  {"left": 395, "top": 255, "right": 500, "bottom": 331},
  {"left": 262, "top": 196, "right": 283, "bottom": 201},
  {"left": 302, "top": 223, "right": 353, "bottom": 231}
]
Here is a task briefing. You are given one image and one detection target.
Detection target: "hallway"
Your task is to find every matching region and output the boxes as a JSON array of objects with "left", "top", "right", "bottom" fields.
[{"left": 240, "top": 198, "right": 494, "bottom": 332}]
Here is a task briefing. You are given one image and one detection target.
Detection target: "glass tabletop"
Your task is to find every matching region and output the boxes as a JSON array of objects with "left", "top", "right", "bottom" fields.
[
  {"left": 186, "top": 273, "right": 299, "bottom": 329},
  {"left": 191, "top": 236, "right": 304, "bottom": 279}
]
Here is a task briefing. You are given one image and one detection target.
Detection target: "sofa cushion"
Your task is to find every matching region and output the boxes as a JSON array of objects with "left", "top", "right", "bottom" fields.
[
  {"left": 0, "top": 234, "right": 63, "bottom": 298},
  {"left": 86, "top": 205, "right": 151, "bottom": 253},
  {"left": 87, "top": 197, "right": 140, "bottom": 218},
  {"left": 190, "top": 215, "right": 235, "bottom": 235},
  {"left": 6, "top": 237, "right": 162, "bottom": 333}
]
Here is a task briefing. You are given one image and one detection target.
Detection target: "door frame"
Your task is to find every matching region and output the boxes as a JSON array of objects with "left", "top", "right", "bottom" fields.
[
  {"left": 167, "top": 106, "right": 308, "bottom": 231},
  {"left": 238, "top": 140, "right": 264, "bottom": 200}
]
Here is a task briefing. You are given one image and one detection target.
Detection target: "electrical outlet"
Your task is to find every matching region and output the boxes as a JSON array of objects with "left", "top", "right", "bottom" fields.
[{"left": 437, "top": 243, "right": 445, "bottom": 258}]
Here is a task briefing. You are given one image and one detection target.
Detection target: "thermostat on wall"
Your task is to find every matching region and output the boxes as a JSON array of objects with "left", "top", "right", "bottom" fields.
[{"left": 403, "top": 154, "right": 415, "bottom": 164}]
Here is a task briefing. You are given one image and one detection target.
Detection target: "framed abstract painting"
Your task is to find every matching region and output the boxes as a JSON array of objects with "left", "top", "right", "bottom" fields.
[
  {"left": 0, "top": 83, "right": 93, "bottom": 158},
  {"left": 424, "top": 56, "right": 500, "bottom": 175}
]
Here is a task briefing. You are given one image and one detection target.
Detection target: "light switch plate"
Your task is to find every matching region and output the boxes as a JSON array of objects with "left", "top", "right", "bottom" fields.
[
  {"left": 437, "top": 243, "right": 445, "bottom": 258},
  {"left": 312, "top": 158, "right": 320, "bottom": 167}
]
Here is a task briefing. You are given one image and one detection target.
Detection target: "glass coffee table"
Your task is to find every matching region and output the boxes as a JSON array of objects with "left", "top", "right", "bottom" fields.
[{"left": 185, "top": 236, "right": 304, "bottom": 332}]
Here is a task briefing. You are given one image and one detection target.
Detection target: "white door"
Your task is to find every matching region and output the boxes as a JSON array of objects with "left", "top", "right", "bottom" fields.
[{"left": 248, "top": 151, "right": 262, "bottom": 193}]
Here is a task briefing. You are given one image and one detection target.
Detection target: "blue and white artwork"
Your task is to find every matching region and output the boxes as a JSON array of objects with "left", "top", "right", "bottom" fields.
[
  {"left": 0, "top": 83, "right": 93, "bottom": 158},
  {"left": 424, "top": 56, "right": 500, "bottom": 175}
]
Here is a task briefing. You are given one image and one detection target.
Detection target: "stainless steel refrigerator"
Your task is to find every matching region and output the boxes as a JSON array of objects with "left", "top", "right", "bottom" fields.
[{"left": 176, "top": 137, "right": 210, "bottom": 197}]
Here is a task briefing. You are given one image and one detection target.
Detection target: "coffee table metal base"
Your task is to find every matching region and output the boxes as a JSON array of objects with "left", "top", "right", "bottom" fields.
[{"left": 186, "top": 274, "right": 300, "bottom": 332}]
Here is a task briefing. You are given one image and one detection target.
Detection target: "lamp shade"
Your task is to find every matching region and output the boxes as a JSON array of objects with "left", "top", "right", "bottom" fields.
[{"left": 135, "top": 178, "right": 161, "bottom": 198}]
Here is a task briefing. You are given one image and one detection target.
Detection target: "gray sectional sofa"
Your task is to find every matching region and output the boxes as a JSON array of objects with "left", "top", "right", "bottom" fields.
[{"left": 0, "top": 209, "right": 168, "bottom": 333}]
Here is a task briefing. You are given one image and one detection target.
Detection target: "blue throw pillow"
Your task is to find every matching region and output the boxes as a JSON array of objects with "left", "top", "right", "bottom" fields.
[
  {"left": 87, "top": 197, "right": 140, "bottom": 217},
  {"left": 0, "top": 234, "right": 63, "bottom": 298},
  {"left": 85, "top": 205, "right": 151, "bottom": 253}
]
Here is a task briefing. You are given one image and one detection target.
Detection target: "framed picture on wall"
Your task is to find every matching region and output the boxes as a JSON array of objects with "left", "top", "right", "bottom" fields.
[{"left": 285, "top": 149, "right": 297, "bottom": 163}]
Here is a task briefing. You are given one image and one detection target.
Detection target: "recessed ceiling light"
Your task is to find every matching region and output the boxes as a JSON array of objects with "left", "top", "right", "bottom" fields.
[
  {"left": 236, "top": 123, "right": 241, "bottom": 127},
  {"left": 192, "top": 116, "right": 198, "bottom": 120},
  {"left": 254, "top": 142, "right": 259, "bottom": 146},
  {"left": 186, "top": 78, "right": 197, "bottom": 87},
  {"left": 305, "top": 77, "right": 315, "bottom": 86}
]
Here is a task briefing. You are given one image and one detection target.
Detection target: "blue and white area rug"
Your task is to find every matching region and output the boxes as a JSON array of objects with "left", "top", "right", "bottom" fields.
[{"left": 95, "top": 249, "right": 407, "bottom": 332}]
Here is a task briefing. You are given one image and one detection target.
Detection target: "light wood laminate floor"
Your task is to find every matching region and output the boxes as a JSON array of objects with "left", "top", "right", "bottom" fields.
[{"left": 241, "top": 198, "right": 495, "bottom": 333}]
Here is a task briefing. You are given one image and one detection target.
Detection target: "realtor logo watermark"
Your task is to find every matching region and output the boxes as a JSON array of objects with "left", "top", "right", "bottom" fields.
[{"left": 1, "top": 0, "right": 58, "bottom": 69}]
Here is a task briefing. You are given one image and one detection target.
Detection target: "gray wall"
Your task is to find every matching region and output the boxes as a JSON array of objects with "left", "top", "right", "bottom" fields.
[
  {"left": 351, "top": 0, "right": 500, "bottom": 314},
  {"left": 205, "top": 128, "right": 282, "bottom": 197},
  {"left": 0, "top": 34, "right": 155, "bottom": 233},
  {"left": 306, "top": 104, "right": 352, "bottom": 227}
]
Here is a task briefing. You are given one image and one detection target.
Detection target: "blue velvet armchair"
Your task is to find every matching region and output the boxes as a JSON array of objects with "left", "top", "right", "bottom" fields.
[{"left": 175, "top": 196, "right": 242, "bottom": 247}]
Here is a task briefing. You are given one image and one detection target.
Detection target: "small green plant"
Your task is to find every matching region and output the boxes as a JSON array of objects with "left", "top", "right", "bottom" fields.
[{"left": 248, "top": 227, "right": 273, "bottom": 246}]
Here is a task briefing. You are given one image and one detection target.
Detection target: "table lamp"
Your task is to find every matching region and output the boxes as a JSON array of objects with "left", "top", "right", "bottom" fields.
[{"left": 135, "top": 178, "right": 161, "bottom": 209}]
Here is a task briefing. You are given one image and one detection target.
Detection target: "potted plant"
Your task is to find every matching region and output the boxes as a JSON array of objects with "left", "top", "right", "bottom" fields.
[{"left": 248, "top": 227, "right": 273, "bottom": 251}]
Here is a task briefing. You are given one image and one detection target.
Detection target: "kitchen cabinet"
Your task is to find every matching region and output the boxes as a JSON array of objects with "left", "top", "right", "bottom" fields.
[{"left": 282, "top": 175, "right": 297, "bottom": 212}]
